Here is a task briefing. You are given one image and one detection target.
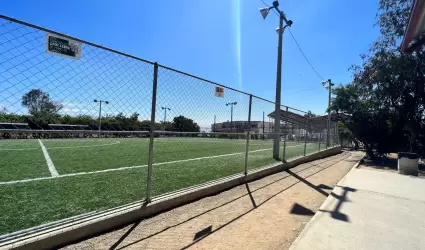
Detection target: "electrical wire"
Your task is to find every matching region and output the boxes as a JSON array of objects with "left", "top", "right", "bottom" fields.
[{"left": 287, "top": 28, "right": 325, "bottom": 80}]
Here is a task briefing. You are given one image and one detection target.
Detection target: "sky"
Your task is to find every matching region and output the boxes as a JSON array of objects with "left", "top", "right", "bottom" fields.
[{"left": 1, "top": 0, "right": 380, "bottom": 129}]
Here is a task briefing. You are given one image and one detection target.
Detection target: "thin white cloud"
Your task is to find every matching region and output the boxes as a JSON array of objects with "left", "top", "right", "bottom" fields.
[{"left": 60, "top": 101, "right": 90, "bottom": 116}]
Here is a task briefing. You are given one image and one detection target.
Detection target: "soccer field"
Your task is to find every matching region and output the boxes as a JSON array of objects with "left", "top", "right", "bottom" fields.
[{"left": 0, "top": 137, "right": 321, "bottom": 235}]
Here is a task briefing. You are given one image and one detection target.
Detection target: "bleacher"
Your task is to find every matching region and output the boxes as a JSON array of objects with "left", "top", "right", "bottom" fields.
[
  {"left": 47, "top": 124, "right": 91, "bottom": 131},
  {"left": 0, "top": 122, "right": 31, "bottom": 130},
  {"left": 0, "top": 123, "right": 32, "bottom": 139},
  {"left": 0, "top": 121, "right": 140, "bottom": 139}
]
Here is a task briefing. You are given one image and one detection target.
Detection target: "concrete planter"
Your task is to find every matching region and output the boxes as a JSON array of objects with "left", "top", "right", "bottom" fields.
[{"left": 398, "top": 152, "right": 418, "bottom": 176}]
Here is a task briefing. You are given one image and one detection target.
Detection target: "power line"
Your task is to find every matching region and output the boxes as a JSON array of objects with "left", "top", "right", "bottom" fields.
[
  {"left": 285, "top": 87, "right": 323, "bottom": 95},
  {"left": 259, "top": 0, "right": 325, "bottom": 81},
  {"left": 287, "top": 28, "right": 324, "bottom": 80}
]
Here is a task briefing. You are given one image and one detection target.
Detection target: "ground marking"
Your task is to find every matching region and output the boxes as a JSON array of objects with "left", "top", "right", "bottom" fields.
[
  {"left": 0, "top": 147, "right": 39, "bottom": 151},
  {"left": 0, "top": 144, "right": 311, "bottom": 185},
  {"left": 0, "top": 141, "right": 121, "bottom": 151},
  {"left": 46, "top": 141, "right": 120, "bottom": 149},
  {"left": 38, "top": 139, "right": 59, "bottom": 177}
]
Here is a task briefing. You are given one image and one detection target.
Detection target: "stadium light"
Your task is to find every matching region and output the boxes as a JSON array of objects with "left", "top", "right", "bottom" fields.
[
  {"left": 260, "top": 0, "right": 293, "bottom": 160},
  {"left": 321, "top": 79, "right": 334, "bottom": 147},
  {"left": 161, "top": 106, "right": 171, "bottom": 124},
  {"left": 226, "top": 102, "right": 237, "bottom": 133},
  {"left": 93, "top": 99, "right": 109, "bottom": 136}
]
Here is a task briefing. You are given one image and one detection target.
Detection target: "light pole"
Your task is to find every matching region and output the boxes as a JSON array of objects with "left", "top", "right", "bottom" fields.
[
  {"left": 161, "top": 106, "right": 171, "bottom": 130},
  {"left": 260, "top": 1, "right": 293, "bottom": 159},
  {"left": 226, "top": 102, "right": 237, "bottom": 133},
  {"left": 322, "top": 79, "right": 334, "bottom": 147},
  {"left": 93, "top": 99, "right": 109, "bottom": 136}
]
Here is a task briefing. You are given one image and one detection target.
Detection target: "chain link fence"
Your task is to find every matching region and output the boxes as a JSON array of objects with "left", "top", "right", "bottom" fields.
[{"left": 0, "top": 15, "right": 339, "bottom": 237}]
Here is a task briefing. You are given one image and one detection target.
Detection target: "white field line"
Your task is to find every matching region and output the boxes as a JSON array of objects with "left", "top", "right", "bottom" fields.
[
  {"left": 0, "top": 144, "right": 309, "bottom": 185},
  {"left": 46, "top": 141, "right": 120, "bottom": 150},
  {"left": 38, "top": 139, "right": 59, "bottom": 177},
  {"left": 0, "top": 141, "right": 121, "bottom": 151},
  {"left": 0, "top": 147, "right": 39, "bottom": 151}
]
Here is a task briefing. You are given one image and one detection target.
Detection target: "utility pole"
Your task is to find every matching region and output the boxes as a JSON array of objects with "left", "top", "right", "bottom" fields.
[
  {"left": 260, "top": 1, "right": 293, "bottom": 159},
  {"left": 322, "top": 79, "right": 334, "bottom": 147},
  {"left": 226, "top": 102, "right": 237, "bottom": 133},
  {"left": 93, "top": 99, "right": 109, "bottom": 137}
]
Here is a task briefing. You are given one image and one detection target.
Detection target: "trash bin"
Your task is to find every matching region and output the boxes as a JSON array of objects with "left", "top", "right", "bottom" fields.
[{"left": 398, "top": 152, "right": 418, "bottom": 176}]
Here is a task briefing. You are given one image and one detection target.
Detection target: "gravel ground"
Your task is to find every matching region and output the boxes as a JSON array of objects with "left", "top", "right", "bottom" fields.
[{"left": 63, "top": 151, "right": 363, "bottom": 250}]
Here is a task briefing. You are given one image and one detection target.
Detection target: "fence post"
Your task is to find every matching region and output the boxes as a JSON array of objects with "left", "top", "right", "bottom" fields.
[
  {"left": 304, "top": 114, "right": 310, "bottom": 156},
  {"left": 335, "top": 122, "right": 338, "bottom": 146},
  {"left": 282, "top": 107, "right": 288, "bottom": 162},
  {"left": 146, "top": 62, "right": 158, "bottom": 203},
  {"left": 318, "top": 119, "right": 322, "bottom": 151},
  {"left": 303, "top": 129, "right": 307, "bottom": 156},
  {"left": 337, "top": 122, "right": 340, "bottom": 146},
  {"left": 244, "top": 95, "right": 253, "bottom": 175},
  {"left": 325, "top": 119, "right": 329, "bottom": 149}
]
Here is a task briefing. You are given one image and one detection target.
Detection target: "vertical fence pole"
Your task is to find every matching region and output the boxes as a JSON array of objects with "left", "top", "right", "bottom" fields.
[
  {"left": 337, "top": 122, "right": 340, "bottom": 146},
  {"left": 304, "top": 114, "right": 310, "bottom": 156},
  {"left": 326, "top": 118, "right": 329, "bottom": 149},
  {"left": 244, "top": 95, "right": 253, "bottom": 175},
  {"left": 334, "top": 122, "right": 337, "bottom": 146},
  {"left": 262, "top": 111, "right": 265, "bottom": 140},
  {"left": 282, "top": 106, "right": 288, "bottom": 162},
  {"left": 213, "top": 115, "right": 216, "bottom": 136},
  {"left": 146, "top": 62, "right": 158, "bottom": 203},
  {"left": 318, "top": 119, "right": 322, "bottom": 151},
  {"left": 303, "top": 129, "right": 307, "bottom": 156}
]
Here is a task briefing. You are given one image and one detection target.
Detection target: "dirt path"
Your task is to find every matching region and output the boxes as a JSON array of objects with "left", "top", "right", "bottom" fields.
[{"left": 63, "top": 151, "right": 363, "bottom": 250}]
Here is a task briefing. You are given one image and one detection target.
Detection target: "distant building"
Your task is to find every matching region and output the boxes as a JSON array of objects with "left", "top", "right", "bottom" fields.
[{"left": 211, "top": 121, "right": 273, "bottom": 135}]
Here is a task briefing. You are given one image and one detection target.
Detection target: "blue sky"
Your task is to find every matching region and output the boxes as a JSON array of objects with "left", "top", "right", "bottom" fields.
[{"left": 1, "top": 0, "right": 380, "bottom": 128}]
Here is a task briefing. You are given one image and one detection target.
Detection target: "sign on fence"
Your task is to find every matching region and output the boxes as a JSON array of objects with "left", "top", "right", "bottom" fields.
[
  {"left": 46, "top": 33, "right": 82, "bottom": 59},
  {"left": 214, "top": 86, "right": 224, "bottom": 97}
]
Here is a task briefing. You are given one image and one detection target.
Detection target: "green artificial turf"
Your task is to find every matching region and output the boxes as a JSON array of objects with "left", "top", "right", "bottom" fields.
[{"left": 0, "top": 138, "right": 322, "bottom": 235}]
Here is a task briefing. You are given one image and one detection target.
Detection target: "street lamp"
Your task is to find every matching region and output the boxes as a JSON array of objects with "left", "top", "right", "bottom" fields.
[
  {"left": 93, "top": 99, "right": 109, "bottom": 136},
  {"left": 260, "top": 0, "right": 293, "bottom": 160},
  {"left": 161, "top": 106, "right": 171, "bottom": 124},
  {"left": 322, "top": 79, "right": 334, "bottom": 147},
  {"left": 226, "top": 102, "right": 237, "bottom": 133}
]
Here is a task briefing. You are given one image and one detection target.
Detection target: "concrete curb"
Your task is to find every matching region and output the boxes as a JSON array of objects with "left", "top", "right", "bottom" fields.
[
  {"left": 288, "top": 151, "right": 365, "bottom": 250},
  {"left": 353, "top": 152, "right": 366, "bottom": 169},
  {"left": 3, "top": 147, "right": 342, "bottom": 250}
]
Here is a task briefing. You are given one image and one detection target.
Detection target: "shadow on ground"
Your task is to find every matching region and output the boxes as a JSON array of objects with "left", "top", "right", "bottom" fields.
[
  {"left": 362, "top": 155, "right": 425, "bottom": 176},
  {"left": 68, "top": 153, "right": 350, "bottom": 250}
]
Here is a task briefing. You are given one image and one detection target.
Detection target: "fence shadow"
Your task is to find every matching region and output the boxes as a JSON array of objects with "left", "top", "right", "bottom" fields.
[
  {"left": 286, "top": 169, "right": 329, "bottom": 197},
  {"left": 100, "top": 154, "right": 349, "bottom": 249}
]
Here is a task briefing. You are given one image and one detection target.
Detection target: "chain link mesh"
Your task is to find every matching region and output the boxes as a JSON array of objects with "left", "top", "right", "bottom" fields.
[{"left": 0, "top": 15, "right": 340, "bottom": 238}]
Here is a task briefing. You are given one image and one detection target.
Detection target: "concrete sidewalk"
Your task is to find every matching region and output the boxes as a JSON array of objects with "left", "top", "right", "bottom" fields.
[{"left": 290, "top": 164, "right": 425, "bottom": 250}]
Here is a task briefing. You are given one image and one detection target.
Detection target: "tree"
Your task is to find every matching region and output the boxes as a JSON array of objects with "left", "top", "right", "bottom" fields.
[
  {"left": 330, "top": 0, "right": 425, "bottom": 158},
  {"left": 171, "top": 115, "right": 200, "bottom": 132},
  {"left": 21, "top": 89, "right": 63, "bottom": 126}
]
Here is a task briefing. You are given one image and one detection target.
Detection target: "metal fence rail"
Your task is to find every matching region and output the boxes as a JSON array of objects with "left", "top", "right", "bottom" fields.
[{"left": 0, "top": 15, "right": 339, "bottom": 236}]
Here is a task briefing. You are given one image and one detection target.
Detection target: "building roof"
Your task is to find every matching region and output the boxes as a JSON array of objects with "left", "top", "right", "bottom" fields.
[
  {"left": 401, "top": 0, "right": 425, "bottom": 52},
  {"left": 268, "top": 110, "right": 340, "bottom": 129}
]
